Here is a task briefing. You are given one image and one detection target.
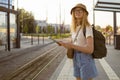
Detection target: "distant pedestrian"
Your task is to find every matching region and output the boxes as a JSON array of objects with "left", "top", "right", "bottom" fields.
[{"left": 58, "top": 3, "right": 98, "bottom": 80}]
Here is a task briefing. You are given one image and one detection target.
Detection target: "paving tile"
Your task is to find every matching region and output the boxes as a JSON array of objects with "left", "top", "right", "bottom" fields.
[{"left": 57, "top": 59, "right": 76, "bottom": 80}]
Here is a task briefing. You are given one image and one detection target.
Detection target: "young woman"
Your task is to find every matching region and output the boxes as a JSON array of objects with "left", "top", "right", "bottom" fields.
[{"left": 58, "top": 3, "right": 98, "bottom": 80}]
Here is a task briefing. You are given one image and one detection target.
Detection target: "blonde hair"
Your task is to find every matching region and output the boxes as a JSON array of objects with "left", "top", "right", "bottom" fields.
[{"left": 70, "top": 10, "right": 90, "bottom": 32}]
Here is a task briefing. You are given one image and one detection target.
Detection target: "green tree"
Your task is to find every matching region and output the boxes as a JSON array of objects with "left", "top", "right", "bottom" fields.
[
  {"left": 95, "top": 25, "right": 101, "bottom": 31},
  {"left": 106, "top": 25, "right": 113, "bottom": 32},
  {"left": 36, "top": 25, "right": 40, "bottom": 33},
  {"left": 18, "top": 8, "right": 36, "bottom": 33},
  {"left": 23, "top": 24, "right": 28, "bottom": 33}
]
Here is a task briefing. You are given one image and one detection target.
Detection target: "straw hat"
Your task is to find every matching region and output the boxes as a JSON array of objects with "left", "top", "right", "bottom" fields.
[{"left": 70, "top": 3, "right": 88, "bottom": 15}]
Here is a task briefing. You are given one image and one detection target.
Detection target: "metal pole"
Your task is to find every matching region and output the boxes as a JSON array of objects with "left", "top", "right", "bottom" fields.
[
  {"left": 59, "top": 0, "right": 61, "bottom": 37},
  {"left": 31, "top": 34, "right": 33, "bottom": 45},
  {"left": 16, "top": 0, "right": 20, "bottom": 48},
  {"left": 93, "top": 0, "right": 95, "bottom": 25},
  {"left": 42, "top": 34, "right": 44, "bottom": 45},
  {"left": 38, "top": 34, "right": 39, "bottom": 44},
  {"left": 113, "top": 11, "right": 117, "bottom": 48},
  {"left": 42, "top": 28, "right": 44, "bottom": 45},
  {"left": 7, "top": 0, "right": 10, "bottom": 51},
  {"left": 113, "top": 12, "right": 117, "bottom": 35}
]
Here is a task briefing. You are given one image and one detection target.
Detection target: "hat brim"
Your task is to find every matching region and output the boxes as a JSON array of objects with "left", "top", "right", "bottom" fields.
[{"left": 70, "top": 7, "right": 88, "bottom": 15}]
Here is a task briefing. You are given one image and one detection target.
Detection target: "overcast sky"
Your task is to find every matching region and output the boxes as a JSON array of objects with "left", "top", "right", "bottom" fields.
[{"left": 14, "top": 0, "right": 120, "bottom": 27}]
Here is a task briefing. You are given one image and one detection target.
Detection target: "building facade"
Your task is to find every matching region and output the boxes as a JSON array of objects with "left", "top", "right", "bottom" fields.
[{"left": 0, "top": 0, "right": 12, "bottom": 8}]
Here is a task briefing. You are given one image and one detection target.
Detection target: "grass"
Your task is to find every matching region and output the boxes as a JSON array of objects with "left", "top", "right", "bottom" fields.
[{"left": 23, "top": 33, "right": 71, "bottom": 39}]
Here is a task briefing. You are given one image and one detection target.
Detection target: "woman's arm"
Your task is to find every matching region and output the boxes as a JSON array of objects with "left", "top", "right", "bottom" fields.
[
  {"left": 72, "top": 36, "right": 94, "bottom": 54},
  {"left": 58, "top": 36, "right": 94, "bottom": 54}
]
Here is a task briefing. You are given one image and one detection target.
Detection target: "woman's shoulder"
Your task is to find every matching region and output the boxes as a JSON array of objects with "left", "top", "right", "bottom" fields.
[
  {"left": 86, "top": 25, "right": 93, "bottom": 30},
  {"left": 86, "top": 25, "right": 92, "bottom": 28}
]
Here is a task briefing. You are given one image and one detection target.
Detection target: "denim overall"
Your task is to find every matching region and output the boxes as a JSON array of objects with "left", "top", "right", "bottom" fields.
[{"left": 73, "top": 50, "right": 98, "bottom": 80}]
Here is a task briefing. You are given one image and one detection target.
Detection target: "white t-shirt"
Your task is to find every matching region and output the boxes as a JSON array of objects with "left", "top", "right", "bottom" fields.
[{"left": 71, "top": 25, "right": 93, "bottom": 47}]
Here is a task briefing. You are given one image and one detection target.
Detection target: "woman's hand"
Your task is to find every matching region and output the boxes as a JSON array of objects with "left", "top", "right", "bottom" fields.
[{"left": 58, "top": 41, "right": 73, "bottom": 49}]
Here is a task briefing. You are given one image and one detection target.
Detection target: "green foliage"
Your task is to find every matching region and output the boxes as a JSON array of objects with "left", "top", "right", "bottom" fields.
[
  {"left": 106, "top": 25, "right": 113, "bottom": 32},
  {"left": 36, "top": 25, "right": 40, "bottom": 33},
  {"left": 47, "top": 25, "right": 54, "bottom": 34},
  {"left": 23, "top": 33, "right": 71, "bottom": 39},
  {"left": 23, "top": 24, "right": 28, "bottom": 33},
  {"left": 18, "top": 8, "right": 36, "bottom": 33},
  {"left": 95, "top": 25, "right": 101, "bottom": 31}
]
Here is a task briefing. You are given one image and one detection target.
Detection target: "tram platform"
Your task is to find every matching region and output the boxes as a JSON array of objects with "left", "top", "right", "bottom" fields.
[
  {"left": 0, "top": 37, "right": 120, "bottom": 80},
  {"left": 50, "top": 45, "right": 120, "bottom": 80}
]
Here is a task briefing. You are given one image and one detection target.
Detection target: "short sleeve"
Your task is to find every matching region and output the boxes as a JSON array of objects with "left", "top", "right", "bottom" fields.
[
  {"left": 86, "top": 26, "right": 93, "bottom": 38},
  {"left": 71, "top": 32, "right": 76, "bottom": 41}
]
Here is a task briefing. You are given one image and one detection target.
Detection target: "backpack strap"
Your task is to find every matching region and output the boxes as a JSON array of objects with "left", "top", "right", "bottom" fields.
[
  {"left": 83, "top": 25, "right": 94, "bottom": 38},
  {"left": 73, "top": 26, "right": 81, "bottom": 42},
  {"left": 83, "top": 27, "right": 86, "bottom": 38}
]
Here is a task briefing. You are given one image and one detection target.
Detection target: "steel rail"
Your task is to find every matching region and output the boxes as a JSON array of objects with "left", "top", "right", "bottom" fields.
[
  {"left": 32, "top": 48, "right": 65, "bottom": 80},
  {"left": 3, "top": 46, "right": 59, "bottom": 80}
]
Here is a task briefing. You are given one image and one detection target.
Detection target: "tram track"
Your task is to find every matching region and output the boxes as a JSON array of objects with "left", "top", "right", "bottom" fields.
[
  {"left": 2, "top": 46, "right": 65, "bottom": 80},
  {"left": 0, "top": 42, "right": 54, "bottom": 63},
  {"left": 32, "top": 48, "right": 65, "bottom": 80}
]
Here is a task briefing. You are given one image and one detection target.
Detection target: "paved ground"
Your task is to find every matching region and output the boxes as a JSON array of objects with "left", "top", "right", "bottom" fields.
[
  {"left": 0, "top": 36, "right": 53, "bottom": 59},
  {"left": 50, "top": 45, "right": 120, "bottom": 80},
  {"left": 0, "top": 37, "right": 120, "bottom": 80}
]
